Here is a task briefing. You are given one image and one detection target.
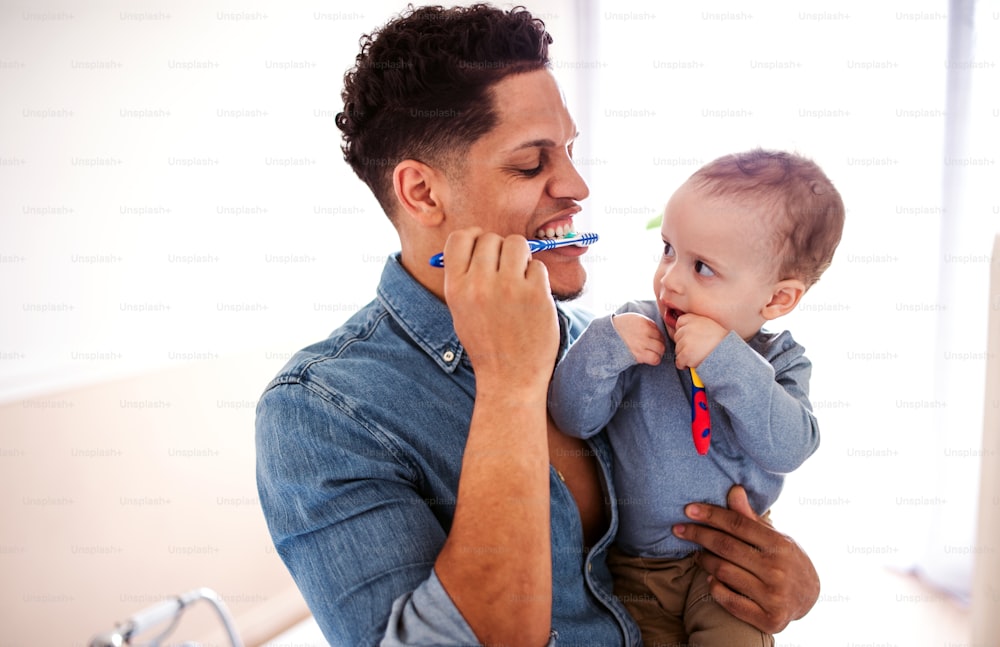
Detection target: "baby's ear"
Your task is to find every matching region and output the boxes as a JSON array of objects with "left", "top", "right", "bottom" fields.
[{"left": 761, "top": 279, "right": 806, "bottom": 321}]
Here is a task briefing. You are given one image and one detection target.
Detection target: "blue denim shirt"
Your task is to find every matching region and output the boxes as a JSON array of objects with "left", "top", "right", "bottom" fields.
[{"left": 256, "top": 254, "right": 640, "bottom": 646}]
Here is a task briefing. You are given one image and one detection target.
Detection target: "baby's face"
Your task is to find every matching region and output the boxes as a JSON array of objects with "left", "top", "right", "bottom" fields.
[{"left": 652, "top": 181, "right": 781, "bottom": 341}]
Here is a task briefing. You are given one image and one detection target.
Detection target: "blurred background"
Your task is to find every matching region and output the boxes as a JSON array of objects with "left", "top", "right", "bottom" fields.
[{"left": 0, "top": 0, "right": 996, "bottom": 645}]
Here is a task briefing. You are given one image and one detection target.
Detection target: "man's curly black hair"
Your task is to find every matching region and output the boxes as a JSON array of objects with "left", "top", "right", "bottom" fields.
[{"left": 335, "top": 4, "right": 553, "bottom": 218}]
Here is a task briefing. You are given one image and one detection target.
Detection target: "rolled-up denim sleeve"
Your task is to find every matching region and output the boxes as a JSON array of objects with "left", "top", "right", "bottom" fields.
[
  {"left": 256, "top": 381, "right": 478, "bottom": 646},
  {"left": 382, "top": 570, "right": 480, "bottom": 646}
]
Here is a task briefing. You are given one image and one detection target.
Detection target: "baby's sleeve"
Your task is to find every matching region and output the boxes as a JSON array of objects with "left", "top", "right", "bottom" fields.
[{"left": 548, "top": 312, "right": 640, "bottom": 439}]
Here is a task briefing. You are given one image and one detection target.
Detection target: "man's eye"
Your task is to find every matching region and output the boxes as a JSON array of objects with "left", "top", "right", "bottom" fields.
[
  {"left": 519, "top": 164, "right": 543, "bottom": 177},
  {"left": 695, "top": 261, "right": 715, "bottom": 277}
]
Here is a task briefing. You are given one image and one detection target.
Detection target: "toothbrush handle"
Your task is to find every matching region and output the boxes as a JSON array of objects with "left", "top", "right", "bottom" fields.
[
  {"left": 428, "top": 233, "right": 598, "bottom": 267},
  {"left": 690, "top": 368, "right": 711, "bottom": 455}
]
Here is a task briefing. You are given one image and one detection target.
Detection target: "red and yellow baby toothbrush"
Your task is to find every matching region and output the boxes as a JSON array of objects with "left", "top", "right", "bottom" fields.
[{"left": 690, "top": 368, "right": 711, "bottom": 455}]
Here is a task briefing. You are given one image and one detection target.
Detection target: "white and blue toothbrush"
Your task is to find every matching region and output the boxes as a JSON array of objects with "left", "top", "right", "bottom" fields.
[{"left": 429, "top": 232, "right": 599, "bottom": 267}]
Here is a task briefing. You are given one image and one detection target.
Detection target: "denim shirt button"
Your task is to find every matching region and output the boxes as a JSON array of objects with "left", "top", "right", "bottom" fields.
[{"left": 442, "top": 350, "right": 455, "bottom": 362}]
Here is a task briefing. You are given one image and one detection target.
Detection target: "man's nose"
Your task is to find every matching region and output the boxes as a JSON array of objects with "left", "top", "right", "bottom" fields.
[{"left": 550, "top": 155, "right": 590, "bottom": 202}]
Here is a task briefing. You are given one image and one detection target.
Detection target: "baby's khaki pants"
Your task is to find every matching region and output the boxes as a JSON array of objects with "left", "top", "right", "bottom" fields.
[{"left": 607, "top": 547, "right": 774, "bottom": 647}]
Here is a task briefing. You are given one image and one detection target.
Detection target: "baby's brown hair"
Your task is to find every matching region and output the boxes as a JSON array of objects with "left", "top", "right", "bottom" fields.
[{"left": 689, "top": 149, "right": 845, "bottom": 288}]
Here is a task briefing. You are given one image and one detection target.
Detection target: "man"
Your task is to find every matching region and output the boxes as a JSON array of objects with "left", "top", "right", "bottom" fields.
[{"left": 256, "top": 5, "right": 819, "bottom": 645}]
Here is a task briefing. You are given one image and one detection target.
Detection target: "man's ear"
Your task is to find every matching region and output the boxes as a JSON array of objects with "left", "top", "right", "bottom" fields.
[
  {"left": 761, "top": 279, "right": 806, "bottom": 321},
  {"left": 392, "top": 159, "right": 446, "bottom": 227}
]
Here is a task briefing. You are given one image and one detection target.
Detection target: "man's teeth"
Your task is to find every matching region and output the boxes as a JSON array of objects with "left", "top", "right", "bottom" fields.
[{"left": 535, "top": 224, "right": 575, "bottom": 239}]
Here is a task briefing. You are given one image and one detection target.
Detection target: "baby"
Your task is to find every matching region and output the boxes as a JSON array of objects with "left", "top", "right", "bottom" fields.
[{"left": 548, "top": 149, "right": 845, "bottom": 646}]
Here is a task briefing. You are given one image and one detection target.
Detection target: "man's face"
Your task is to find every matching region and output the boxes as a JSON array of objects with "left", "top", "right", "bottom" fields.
[{"left": 443, "top": 69, "right": 591, "bottom": 299}]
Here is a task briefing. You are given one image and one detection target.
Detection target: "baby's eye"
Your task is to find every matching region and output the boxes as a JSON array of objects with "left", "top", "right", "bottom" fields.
[
  {"left": 695, "top": 260, "right": 715, "bottom": 277},
  {"left": 662, "top": 242, "right": 675, "bottom": 258}
]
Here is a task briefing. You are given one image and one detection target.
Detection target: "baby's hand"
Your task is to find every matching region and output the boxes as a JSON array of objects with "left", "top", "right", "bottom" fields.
[
  {"left": 674, "top": 314, "right": 728, "bottom": 369},
  {"left": 611, "top": 313, "right": 666, "bottom": 365}
]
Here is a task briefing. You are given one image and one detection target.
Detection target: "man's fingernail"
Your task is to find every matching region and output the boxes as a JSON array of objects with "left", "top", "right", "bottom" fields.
[
  {"left": 673, "top": 524, "right": 685, "bottom": 537},
  {"left": 687, "top": 504, "right": 703, "bottom": 519}
]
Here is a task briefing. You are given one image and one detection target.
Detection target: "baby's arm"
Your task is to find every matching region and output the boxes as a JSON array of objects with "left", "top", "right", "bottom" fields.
[
  {"left": 548, "top": 311, "right": 663, "bottom": 438},
  {"left": 695, "top": 330, "right": 819, "bottom": 473},
  {"left": 673, "top": 313, "right": 728, "bottom": 370},
  {"left": 611, "top": 312, "right": 667, "bottom": 366}
]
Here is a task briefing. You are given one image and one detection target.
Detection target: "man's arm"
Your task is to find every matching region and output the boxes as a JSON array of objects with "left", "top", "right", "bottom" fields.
[
  {"left": 256, "top": 383, "right": 479, "bottom": 645},
  {"left": 435, "top": 229, "right": 559, "bottom": 646},
  {"left": 673, "top": 485, "right": 821, "bottom": 633}
]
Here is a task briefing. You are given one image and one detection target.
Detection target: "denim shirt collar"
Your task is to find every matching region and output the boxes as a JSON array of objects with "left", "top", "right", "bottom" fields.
[
  {"left": 376, "top": 253, "right": 466, "bottom": 374},
  {"left": 375, "top": 253, "right": 575, "bottom": 375}
]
